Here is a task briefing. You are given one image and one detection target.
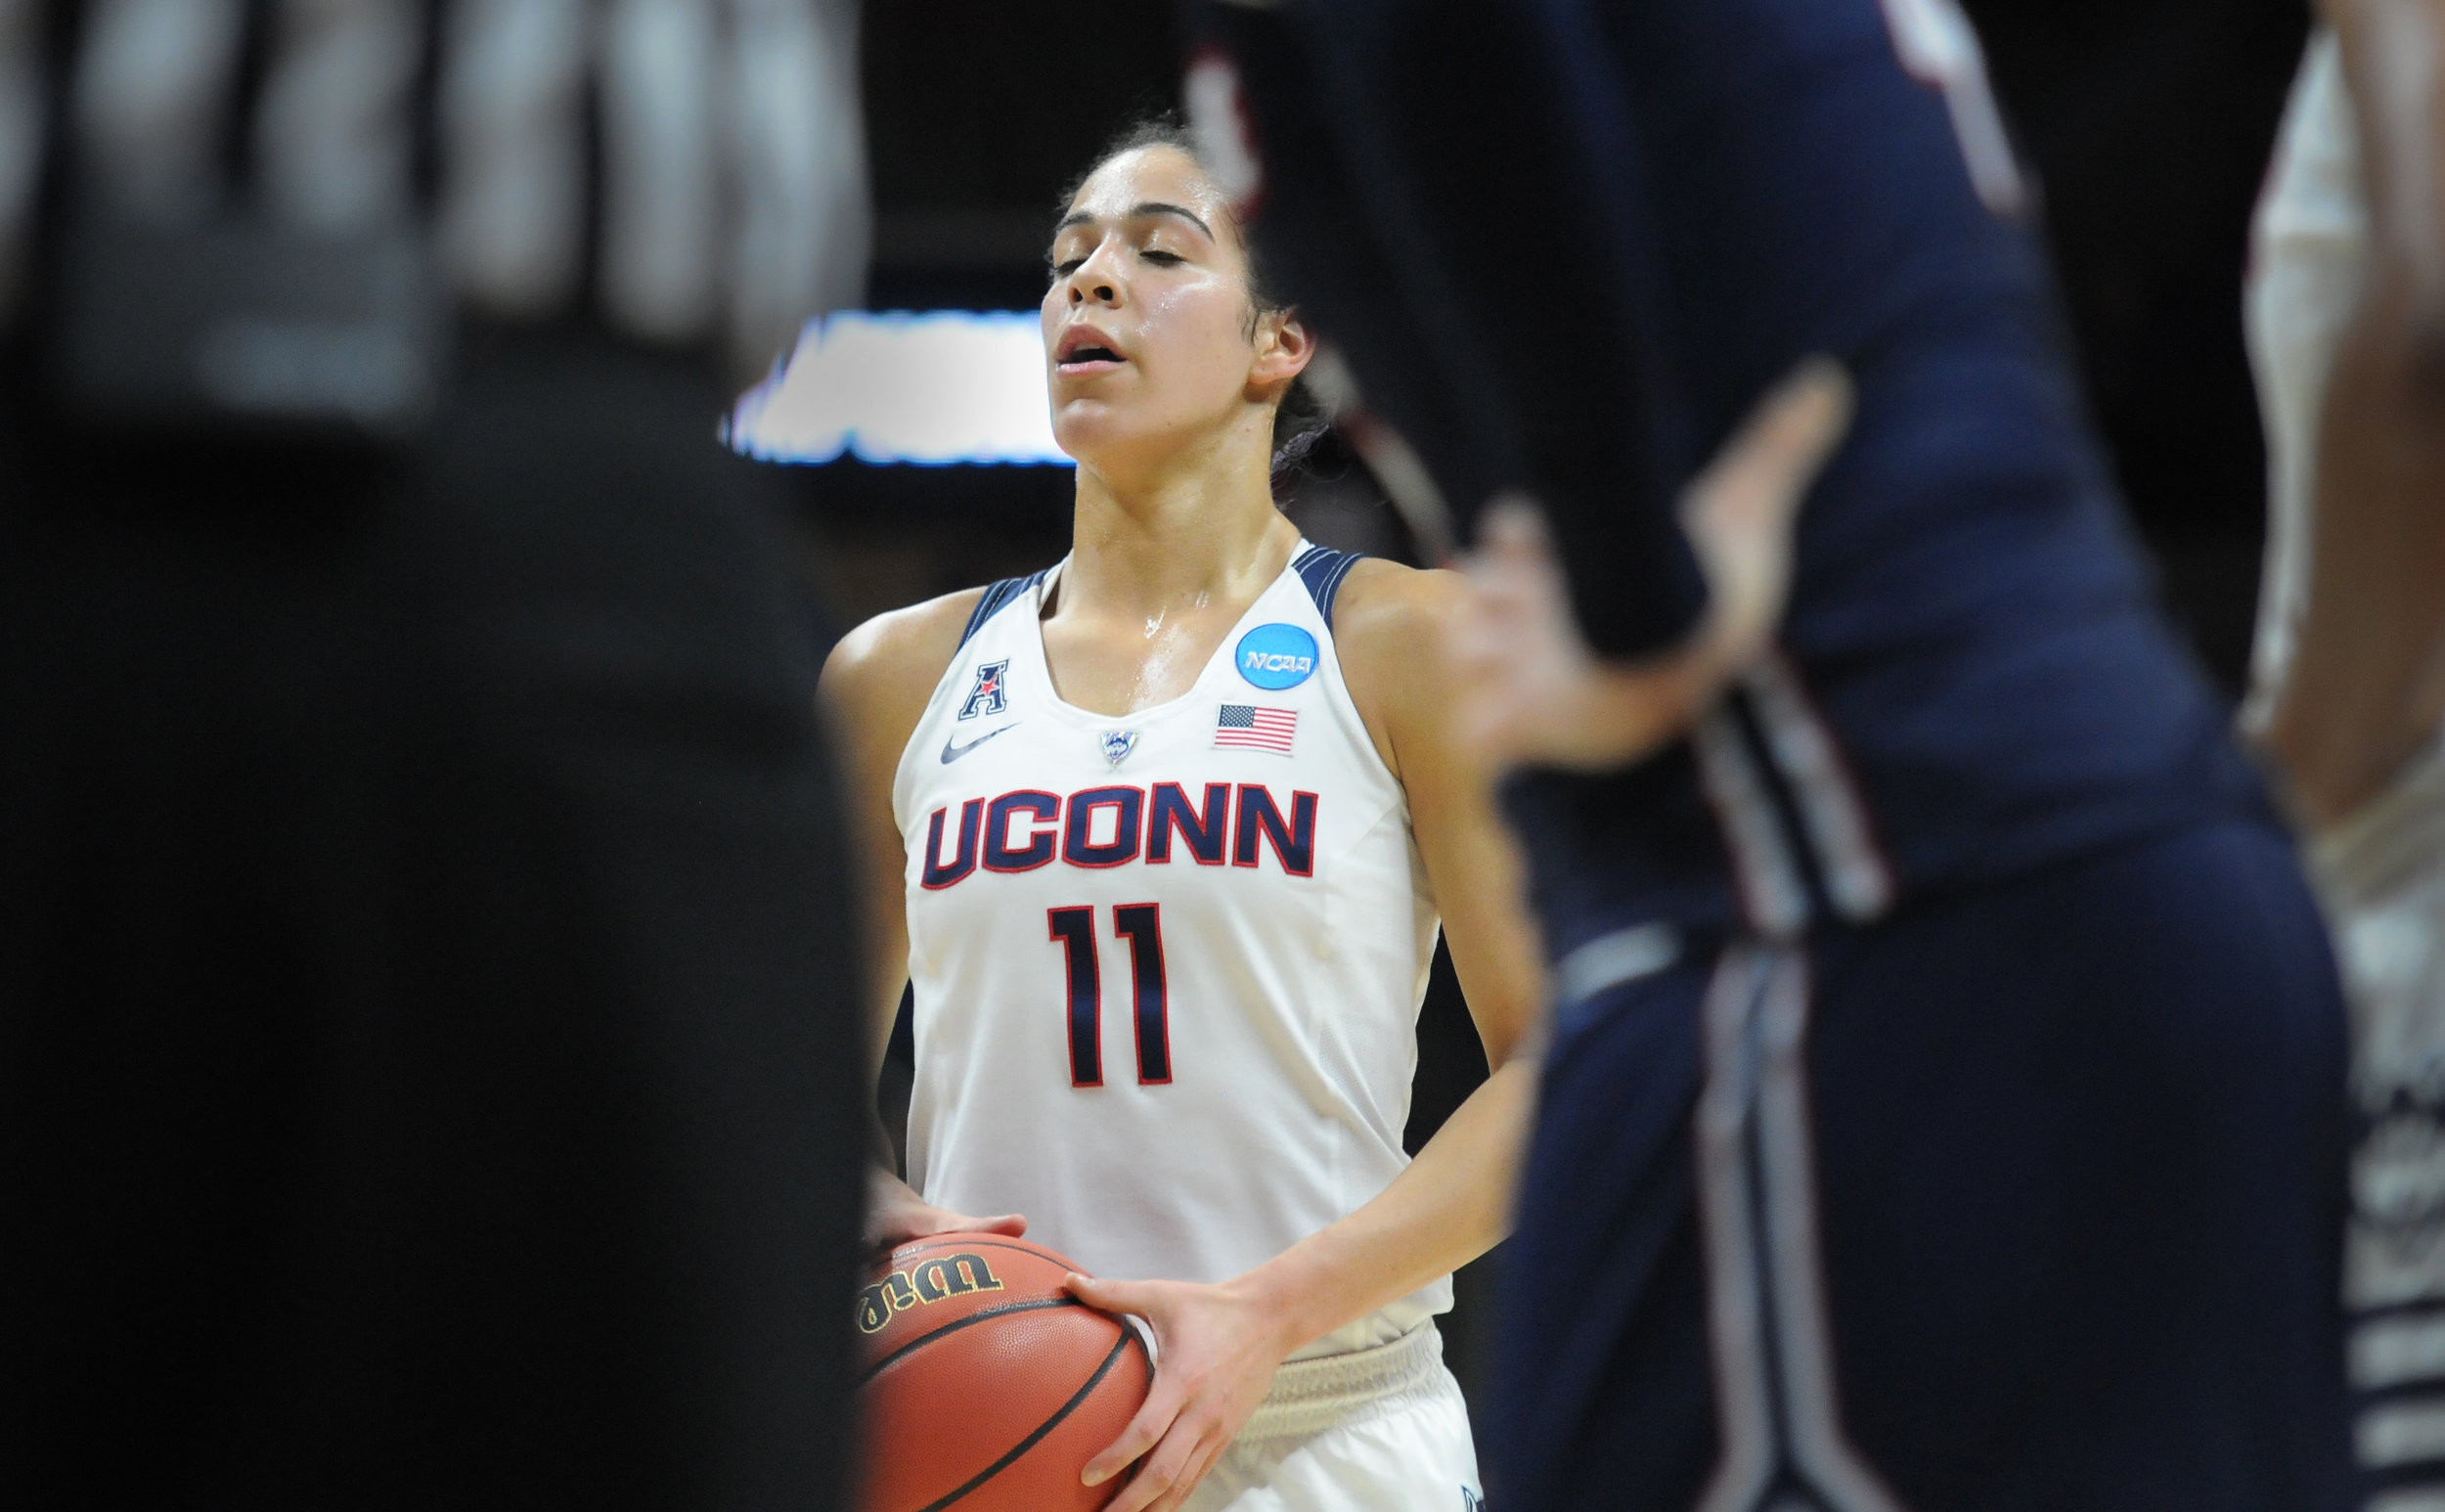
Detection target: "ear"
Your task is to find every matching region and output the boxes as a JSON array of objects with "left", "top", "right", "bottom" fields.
[{"left": 1249, "top": 308, "right": 1315, "bottom": 396}]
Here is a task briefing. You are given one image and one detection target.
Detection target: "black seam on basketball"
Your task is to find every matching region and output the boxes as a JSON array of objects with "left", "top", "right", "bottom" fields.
[
  {"left": 860, "top": 1297, "right": 1087, "bottom": 1385},
  {"left": 915, "top": 1327, "right": 1142, "bottom": 1512}
]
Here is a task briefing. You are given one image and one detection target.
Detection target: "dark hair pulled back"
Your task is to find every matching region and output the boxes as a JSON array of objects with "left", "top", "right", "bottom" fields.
[{"left": 1059, "top": 114, "right": 1331, "bottom": 491}]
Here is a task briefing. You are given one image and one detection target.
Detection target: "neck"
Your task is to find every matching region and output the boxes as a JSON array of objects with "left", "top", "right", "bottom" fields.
[{"left": 1062, "top": 418, "right": 1299, "bottom": 619}]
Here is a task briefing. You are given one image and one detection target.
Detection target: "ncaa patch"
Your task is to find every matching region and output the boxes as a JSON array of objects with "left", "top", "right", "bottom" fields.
[{"left": 1235, "top": 623, "right": 1316, "bottom": 691}]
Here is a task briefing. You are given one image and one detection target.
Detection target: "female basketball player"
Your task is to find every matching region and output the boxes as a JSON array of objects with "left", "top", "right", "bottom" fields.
[{"left": 822, "top": 124, "right": 1848, "bottom": 1512}]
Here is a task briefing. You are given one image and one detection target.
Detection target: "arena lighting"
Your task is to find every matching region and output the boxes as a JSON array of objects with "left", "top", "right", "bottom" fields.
[{"left": 726, "top": 310, "right": 1074, "bottom": 467}]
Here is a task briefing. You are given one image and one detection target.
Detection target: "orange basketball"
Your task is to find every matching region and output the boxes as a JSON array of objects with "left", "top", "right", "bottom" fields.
[{"left": 856, "top": 1234, "right": 1152, "bottom": 1512}]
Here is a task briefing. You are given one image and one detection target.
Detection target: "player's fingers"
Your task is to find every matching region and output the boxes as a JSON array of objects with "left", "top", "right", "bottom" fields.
[
  {"left": 1064, "top": 1270, "right": 1159, "bottom": 1320},
  {"left": 867, "top": 1203, "right": 1022, "bottom": 1253},
  {"left": 1474, "top": 494, "right": 1551, "bottom": 559},
  {"left": 1446, "top": 566, "right": 1554, "bottom": 672},
  {"left": 1101, "top": 1457, "right": 1167, "bottom": 1512},
  {"left": 1082, "top": 1381, "right": 1180, "bottom": 1486},
  {"left": 1145, "top": 1433, "right": 1227, "bottom": 1512},
  {"left": 1101, "top": 1423, "right": 1203, "bottom": 1512},
  {"left": 1087, "top": 1392, "right": 1177, "bottom": 1473},
  {"left": 1464, "top": 500, "right": 1562, "bottom": 606},
  {"left": 1444, "top": 598, "right": 1514, "bottom": 673},
  {"left": 915, "top": 1209, "right": 1027, "bottom": 1240},
  {"left": 1674, "top": 362, "right": 1853, "bottom": 664},
  {"left": 1691, "top": 358, "right": 1854, "bottom": 520}
]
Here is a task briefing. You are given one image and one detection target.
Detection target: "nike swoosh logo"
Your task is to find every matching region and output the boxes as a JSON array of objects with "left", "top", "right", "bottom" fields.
[{"left": 941, "top": 723, "right": 1020, "bottom": 764}]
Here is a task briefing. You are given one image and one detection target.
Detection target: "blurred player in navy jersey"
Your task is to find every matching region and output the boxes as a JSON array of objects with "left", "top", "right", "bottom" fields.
[{"left": 1184, "top": 2, "right": 2360, "bottom": 1509}]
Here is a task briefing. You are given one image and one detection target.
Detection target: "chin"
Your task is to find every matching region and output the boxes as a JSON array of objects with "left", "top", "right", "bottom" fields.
[{"left": 1050, "top": 409, "right": 1149, "bottom": 473}]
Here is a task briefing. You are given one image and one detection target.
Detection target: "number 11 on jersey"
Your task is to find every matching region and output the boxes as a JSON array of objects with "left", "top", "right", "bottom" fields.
[{"left": 1047, "top": 904, "right": 1172, "bottom": 1088}]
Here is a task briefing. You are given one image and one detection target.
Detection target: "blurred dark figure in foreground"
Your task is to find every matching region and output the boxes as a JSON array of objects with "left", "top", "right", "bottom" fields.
[
  {"left": 0, "top": 2, "right": 870, "bottom": 1507},
  {"left": 2247, "top": 1, "right": 2445, "bottom": 1502},
  {"left": 1189, "top": 2, "right": 2356, "bottom": 1510}
]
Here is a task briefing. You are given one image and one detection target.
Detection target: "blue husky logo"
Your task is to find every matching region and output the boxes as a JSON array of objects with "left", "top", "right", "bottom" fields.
[
  {"left": 1101, "top": 730, "right": 1138, "bottom": 767},
  {"left": 958, "top": 659, "right": 1010, "bottom": 720}
]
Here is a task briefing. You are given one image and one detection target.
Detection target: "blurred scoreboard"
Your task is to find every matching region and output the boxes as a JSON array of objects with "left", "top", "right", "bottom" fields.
[{"left": 729, "top": 311, "right": 1071, "bottom": 467}]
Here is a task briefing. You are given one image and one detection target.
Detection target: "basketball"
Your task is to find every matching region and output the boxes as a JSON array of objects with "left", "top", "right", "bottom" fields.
[{"left": 856, "top": 1234, "right": 1152, "bottom": 1512}]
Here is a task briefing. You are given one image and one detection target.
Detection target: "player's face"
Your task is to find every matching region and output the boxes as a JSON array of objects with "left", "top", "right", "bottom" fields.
[{"left": 1043, "top": 146, "right": 1278, "bottom": 473}]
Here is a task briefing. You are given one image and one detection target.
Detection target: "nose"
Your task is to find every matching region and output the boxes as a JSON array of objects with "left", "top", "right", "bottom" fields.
[{"left": 1066, "top": 238, "right": 1124, "bottom": 308}]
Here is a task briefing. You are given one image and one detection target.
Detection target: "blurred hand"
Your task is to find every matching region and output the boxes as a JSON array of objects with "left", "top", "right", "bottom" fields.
[
  {"left": 1065, "top": 1271, "right": 1294, "bottom": 1512},
  {"left": 1449, "top": 358, "right": 1854, "bottom": 772},
  {"left": 864, "top": 1169, "right": 1025, "bottom": 1254}
]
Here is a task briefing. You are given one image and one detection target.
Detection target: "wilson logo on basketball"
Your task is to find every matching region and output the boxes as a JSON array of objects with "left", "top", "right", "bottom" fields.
[{"left": 856, "top": 1251, "right": 1006, "bottom": 1334}]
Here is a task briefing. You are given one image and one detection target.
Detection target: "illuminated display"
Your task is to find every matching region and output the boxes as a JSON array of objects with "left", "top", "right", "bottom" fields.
[{"left": 727, "top": 310, "right": 1072, "bottom": 467}]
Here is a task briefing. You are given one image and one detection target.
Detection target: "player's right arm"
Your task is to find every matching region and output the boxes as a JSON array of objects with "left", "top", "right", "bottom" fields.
[
  {"left": 2262, "top": 0, "right": 2445, "bottom": 827},
  {"left": 819, "top": 588, "right": 1029, "bottom": 1249}
]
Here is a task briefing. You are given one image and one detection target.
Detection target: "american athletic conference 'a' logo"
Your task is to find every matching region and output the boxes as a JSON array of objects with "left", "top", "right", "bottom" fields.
[{"left": 958, "top": 659, "right": 1009, "bottom": 720}]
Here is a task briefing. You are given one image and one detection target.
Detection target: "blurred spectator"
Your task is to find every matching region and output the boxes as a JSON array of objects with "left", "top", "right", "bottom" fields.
[{"left": 1, "top": 3, "right": 871, "bottom": 1508}]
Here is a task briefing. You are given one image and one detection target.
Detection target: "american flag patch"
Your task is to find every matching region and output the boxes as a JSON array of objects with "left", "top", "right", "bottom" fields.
[{"left": 1215, "top": 703, "right": 1297, "bottom": 754}]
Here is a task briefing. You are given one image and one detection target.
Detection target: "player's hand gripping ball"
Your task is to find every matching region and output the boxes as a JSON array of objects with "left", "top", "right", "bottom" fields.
[{"left": 858, "top": 1235, "right": 1153, "bottom": 1511}]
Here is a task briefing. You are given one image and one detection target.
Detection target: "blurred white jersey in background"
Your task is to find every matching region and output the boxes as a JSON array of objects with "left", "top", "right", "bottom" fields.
[
  {"left": 2246, "top": 28, "right": 2368, "bottom": 728},
  {"left": 2247, "top": 30, "right": 2445, "bottom": 1499}
]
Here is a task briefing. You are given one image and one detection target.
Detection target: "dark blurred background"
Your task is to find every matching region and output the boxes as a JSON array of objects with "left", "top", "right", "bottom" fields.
[{"left": 848, "top": 0, "right": 2314, "bottom": 1420}]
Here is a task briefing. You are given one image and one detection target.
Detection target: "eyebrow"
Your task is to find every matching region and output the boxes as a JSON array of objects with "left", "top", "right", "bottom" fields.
[{"left": 1052, "top": 200, "right": 1217, "bottom": 240}]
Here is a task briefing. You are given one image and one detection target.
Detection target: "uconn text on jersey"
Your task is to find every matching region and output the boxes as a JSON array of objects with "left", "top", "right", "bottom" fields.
[{"left": 921, "top": 782, "right": 1319, "bottom": 888}]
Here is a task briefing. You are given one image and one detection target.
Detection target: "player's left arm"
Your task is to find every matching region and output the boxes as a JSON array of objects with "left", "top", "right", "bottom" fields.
[
  {"left": 1065, "top": 559, "right": 1546, "bottom": 1512},
  {"left": 2261, "top": 0, "right": 2445, "bottom": 827},
  {"left": 1262, "top": 556, "right": 1550, "bottom": 1317}
]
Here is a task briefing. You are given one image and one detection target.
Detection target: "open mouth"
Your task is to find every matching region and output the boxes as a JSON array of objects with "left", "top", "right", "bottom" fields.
[{"left": 1056, "top": 329, "right": 1127, "bottom": 371}]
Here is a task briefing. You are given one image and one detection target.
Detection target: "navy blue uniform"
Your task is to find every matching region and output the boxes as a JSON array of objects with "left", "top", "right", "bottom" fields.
[{"left": 1188, "top": 2, "right": 2358, "bottom": 1508}]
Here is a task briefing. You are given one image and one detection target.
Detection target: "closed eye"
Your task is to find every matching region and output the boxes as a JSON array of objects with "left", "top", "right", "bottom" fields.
[{"left": 1141, "top": 250, "right": 1183, "bottom": 266}]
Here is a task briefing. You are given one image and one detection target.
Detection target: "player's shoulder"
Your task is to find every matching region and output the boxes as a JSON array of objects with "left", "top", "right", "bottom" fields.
[
  {"left": 823, "top": 587, "right": 985, "bottom": 705},
  {"left": 1321, "top": 559, "right": 1466, "bottom": 773},
  {"left": 821, "top": 587, "right": 1001, "bottom": 769},
  {"left": 1328, "top": 557, "right": 1466, "bottom": 654}
]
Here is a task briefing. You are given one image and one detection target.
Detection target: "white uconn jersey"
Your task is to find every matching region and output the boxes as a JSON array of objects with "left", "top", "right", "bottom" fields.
[{"left": 894, "top": 545, "right": 1450, "bottom": 1357}]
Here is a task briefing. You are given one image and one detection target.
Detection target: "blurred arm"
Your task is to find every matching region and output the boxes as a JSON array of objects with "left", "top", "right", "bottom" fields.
[
  {"left": 1451, "top": 361, "right": 1855, "bottom": 773},
  {"left": 819, "top": 589, "right": 1028, "bottom": 1244},
  {"left": 2264, "top": 0, "right": 2445, "bottom": 826},
  {"left": 818, "top": 593, "right": 970, "bottom": 1108}
]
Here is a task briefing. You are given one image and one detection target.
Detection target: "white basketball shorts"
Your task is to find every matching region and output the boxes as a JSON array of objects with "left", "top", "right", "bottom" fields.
[{"left": 1183, "top": 1323, "right": 1485, "bottom": 1512}]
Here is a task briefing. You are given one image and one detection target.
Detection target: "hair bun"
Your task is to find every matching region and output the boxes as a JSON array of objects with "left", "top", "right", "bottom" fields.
[{"left": 1269, "top": 375, "right": 1332, "bottom": 494}]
